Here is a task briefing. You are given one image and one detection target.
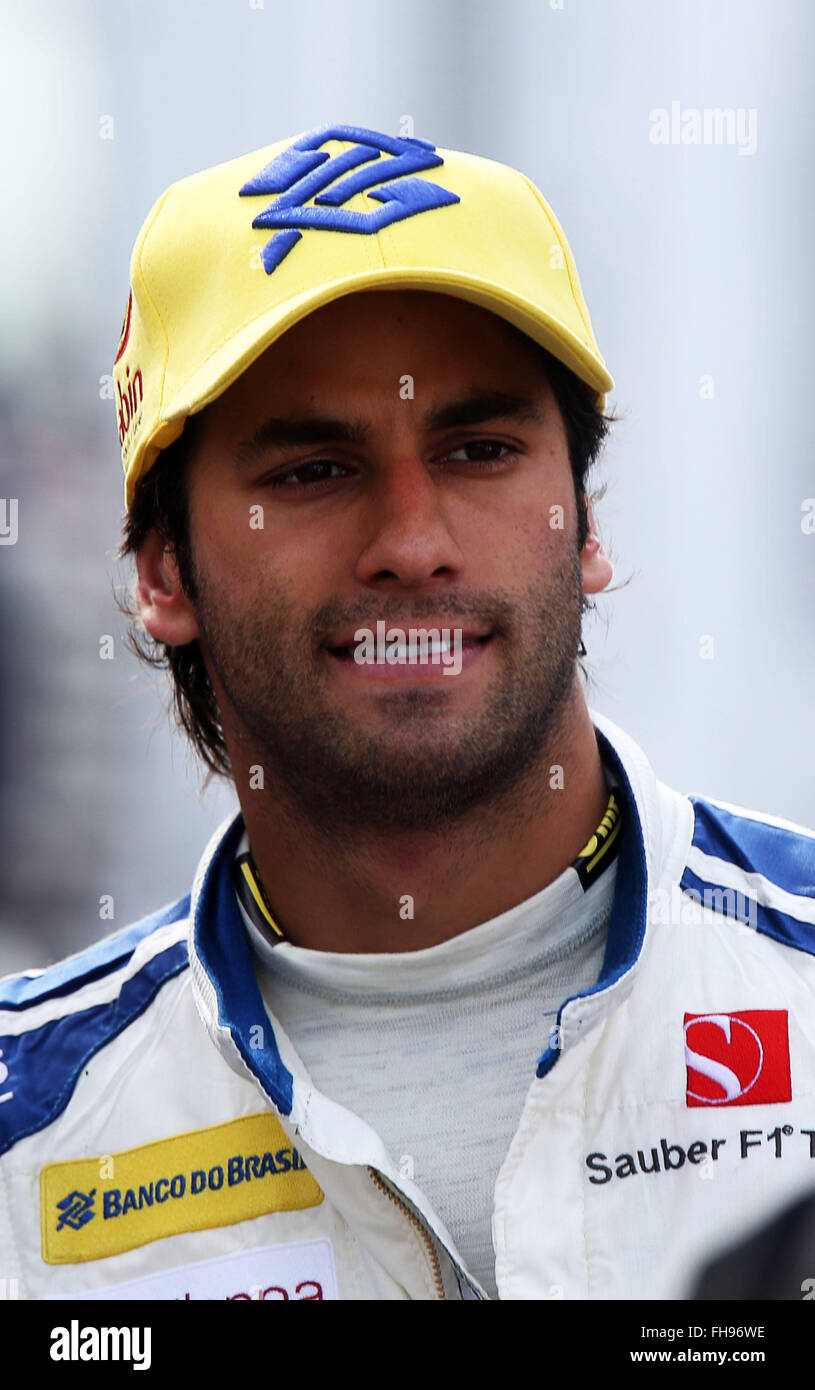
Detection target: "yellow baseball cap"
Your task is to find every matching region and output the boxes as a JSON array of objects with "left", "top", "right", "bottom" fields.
[{"left": 113, "top": 123, "right": 613, "bottom": 509}]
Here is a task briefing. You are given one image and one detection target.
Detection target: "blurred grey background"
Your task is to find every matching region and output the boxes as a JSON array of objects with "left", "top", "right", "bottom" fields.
[{"left": 1, "top": 0, "right": 812, "bottom": 972}]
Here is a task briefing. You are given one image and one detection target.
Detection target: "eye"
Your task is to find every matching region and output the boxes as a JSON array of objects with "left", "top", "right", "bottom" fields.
[
  {"left": 442, "top": 439, "right": 514, "bottom": 467},
  {"left": 265, "top": 460, "right": 351, "bottom": 488}
]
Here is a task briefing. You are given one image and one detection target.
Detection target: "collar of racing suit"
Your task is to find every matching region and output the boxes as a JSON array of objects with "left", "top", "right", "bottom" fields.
[{"left": 188, "top": 709, "right": 690, "bottom": 1117}]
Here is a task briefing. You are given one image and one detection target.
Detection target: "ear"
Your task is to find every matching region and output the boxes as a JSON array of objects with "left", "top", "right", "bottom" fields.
[
  {"left": 136, "top": 529, "right": 201, "bottom": 645},
  {"left": 580, "top": 497, "right": 613, "bottom": 595}
]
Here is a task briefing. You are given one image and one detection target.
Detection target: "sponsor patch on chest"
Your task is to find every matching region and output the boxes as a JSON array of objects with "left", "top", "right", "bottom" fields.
[
  {"left": 684, "top": 1009, "right": 791, "bottom": 1107},
  {"left": 40, "top": 1113, "right": 323, "bottom": 1264},
  {"left": 48, "top": 1239, "right": 338, "bottom": 1301}
]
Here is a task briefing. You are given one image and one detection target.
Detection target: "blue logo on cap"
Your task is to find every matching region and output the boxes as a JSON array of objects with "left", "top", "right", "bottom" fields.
[{"left": 239, "top": 123, "right": 460, "bottom": 274}]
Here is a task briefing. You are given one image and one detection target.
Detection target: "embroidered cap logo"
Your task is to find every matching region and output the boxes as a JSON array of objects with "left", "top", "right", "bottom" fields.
[{"left": 238, "top": 123, "right": 461, "bottom": 274}]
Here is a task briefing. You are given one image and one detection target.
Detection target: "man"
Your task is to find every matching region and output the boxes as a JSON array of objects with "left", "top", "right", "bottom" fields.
[{"left": 2, "top": 123, "right": 814, "bottom": 1302}]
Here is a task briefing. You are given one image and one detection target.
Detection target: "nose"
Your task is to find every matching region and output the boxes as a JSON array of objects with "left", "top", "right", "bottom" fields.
[{"left": 354, "top": 454, "right": 465, "bottom": 590}]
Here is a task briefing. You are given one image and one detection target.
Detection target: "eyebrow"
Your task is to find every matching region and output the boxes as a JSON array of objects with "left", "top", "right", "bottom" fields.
[
  {"left": 425, "top": 390, "right": 543, "bottom": 432},
  {"left": 232, "top": 390, "right": 544, "bottom": 468}
]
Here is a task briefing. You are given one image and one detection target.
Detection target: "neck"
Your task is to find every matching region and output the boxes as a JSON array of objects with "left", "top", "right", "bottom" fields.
[{"left": 229, "top": 686, "right": 608, "bottom": 953}]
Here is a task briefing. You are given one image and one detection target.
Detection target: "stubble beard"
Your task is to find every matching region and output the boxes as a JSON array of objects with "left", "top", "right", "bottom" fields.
[{"left": 189, "top": 550, "right": 585, "bottom": 838}]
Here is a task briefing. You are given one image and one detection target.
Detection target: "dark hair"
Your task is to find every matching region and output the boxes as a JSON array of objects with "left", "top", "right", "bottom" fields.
[{"left": 116, "top": 343, "right": 615, "bottom": 781}]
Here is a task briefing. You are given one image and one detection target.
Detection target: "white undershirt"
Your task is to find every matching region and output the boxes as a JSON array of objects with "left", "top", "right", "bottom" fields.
[{"left": 236, "top": 833, "right": 616, "bottom": 1298}]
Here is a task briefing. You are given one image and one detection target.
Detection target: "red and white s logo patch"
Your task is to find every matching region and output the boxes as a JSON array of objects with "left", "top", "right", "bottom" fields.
[{"left": 684, "top": 1010, "right": 791, "bottom": 1107}]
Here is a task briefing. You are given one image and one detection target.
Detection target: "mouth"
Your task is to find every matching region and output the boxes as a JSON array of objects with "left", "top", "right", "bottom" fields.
[
  {"left": 321, "top": 627, "right": 495, "bottom": 684},
  {"left": 324, "top": 631, "right": 494, "bottom": 660}
]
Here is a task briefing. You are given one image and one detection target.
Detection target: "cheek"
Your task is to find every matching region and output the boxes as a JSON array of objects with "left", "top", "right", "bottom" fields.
[
  {"left": 502, "top": 504, "right": 577, "bottom": 577},
  {"left": 193, "top": 521, "right": 342, "bottom": 652},
  {"left": 537, "top": 468, "right": 579, "bottom": 539},
  {"left": 483, "top": 455, "right": 577, "bottom": 552},
  {"left": 198, "top": 501, "right": 260, "bottom": 556}
]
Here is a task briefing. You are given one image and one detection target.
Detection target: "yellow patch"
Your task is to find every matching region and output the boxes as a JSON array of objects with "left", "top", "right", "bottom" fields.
[{"left": 41, "top": 1113, "right": 323, "bottom": 1265}]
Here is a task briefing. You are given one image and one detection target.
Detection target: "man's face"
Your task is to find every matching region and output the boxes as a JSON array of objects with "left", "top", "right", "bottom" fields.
[{"left": 169, "top": 290, "right": 608, "bottom": 833}]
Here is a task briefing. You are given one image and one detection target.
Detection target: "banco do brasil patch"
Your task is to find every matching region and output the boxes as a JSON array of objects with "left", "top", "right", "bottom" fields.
[{"left": 41, "top": 1113, "right": 323, "bottom": 1264}]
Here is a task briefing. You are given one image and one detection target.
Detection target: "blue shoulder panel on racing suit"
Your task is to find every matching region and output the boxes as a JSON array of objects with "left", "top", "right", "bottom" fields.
[
  {"left": 680, "top": 797, "right": 815, "bottom": 957},
  {"left": 0, "top": 897, "right": 191, "bottom": 1158}
]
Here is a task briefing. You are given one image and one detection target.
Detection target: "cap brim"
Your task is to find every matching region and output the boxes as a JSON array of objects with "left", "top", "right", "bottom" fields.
[{"left": 128, "top": 268, "right": 614, "bottom": 508}]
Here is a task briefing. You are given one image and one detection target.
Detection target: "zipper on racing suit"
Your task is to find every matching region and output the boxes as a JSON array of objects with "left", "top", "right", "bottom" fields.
[{"left": 367, "top": 1167, "right": 447, "bottom": 1300}]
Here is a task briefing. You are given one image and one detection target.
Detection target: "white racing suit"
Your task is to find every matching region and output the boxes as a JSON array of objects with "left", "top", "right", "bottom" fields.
[{"left": 1, "top": 711, "right": 814, "bottom": 1301}]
